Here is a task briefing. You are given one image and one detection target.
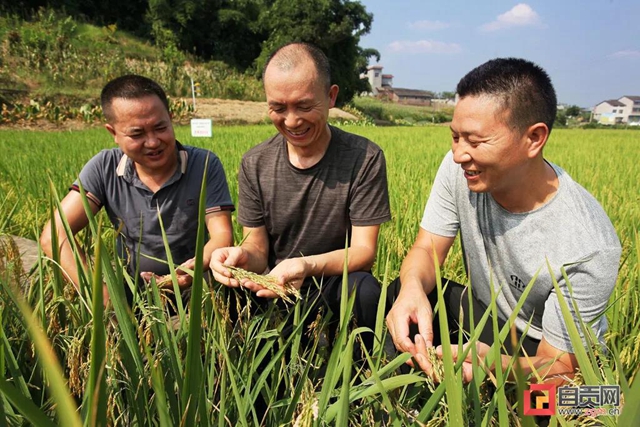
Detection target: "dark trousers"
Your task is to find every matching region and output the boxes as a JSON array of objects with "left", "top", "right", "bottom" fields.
[
  {"left": 228, "top": 271, "right": 382, "bottom": 353},
  {"left": 299, "top": 271, "right": 382, "bottom": 352},
  {"left": 387, "top": 278, "right": 540, "bottom": 355}
]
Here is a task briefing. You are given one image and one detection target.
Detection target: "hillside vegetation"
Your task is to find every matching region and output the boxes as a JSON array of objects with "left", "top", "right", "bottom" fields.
[
  {"left": 0, "top": 9, "right": 264, "bottom": 107},
  {"left": 0, "top": 0, "right": 378, "bottom": 107}
]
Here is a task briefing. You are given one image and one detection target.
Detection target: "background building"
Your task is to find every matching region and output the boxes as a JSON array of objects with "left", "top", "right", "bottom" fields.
[
  {"left": 593, "top": 96, "right": 640, "bottom": 125},
  {"left": 362, "top": 65, "right": 434, "bottom": 105}
]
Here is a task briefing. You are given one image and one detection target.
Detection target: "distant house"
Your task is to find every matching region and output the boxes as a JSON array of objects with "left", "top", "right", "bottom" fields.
[
  {"left": 363, "top": 65, "right": 384, "bottom": 95},
  {"left": 381, "top": 74, "right": 393, "bottom": 89},
  {"left": 380, "top": 87, "right": 435, "bottom": 104},
  {"left": 361, "top": 65, "right": 434, "bottom": 105},
  {"left": 593, "top": 96, "right": 640, "bottom": 125},
  {"left": 619, "top": 96, "right": 640, "bottom": 125}
]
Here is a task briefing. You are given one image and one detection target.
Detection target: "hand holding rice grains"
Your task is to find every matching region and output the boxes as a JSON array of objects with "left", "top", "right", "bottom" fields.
[{"left": 226, "top": 265, "right": 302, "bottom": 304}]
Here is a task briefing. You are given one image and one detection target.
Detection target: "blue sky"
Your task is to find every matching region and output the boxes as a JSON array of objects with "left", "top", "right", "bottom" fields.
[{"left": 358, "top": 0, "right": 639, "bottom": 108}]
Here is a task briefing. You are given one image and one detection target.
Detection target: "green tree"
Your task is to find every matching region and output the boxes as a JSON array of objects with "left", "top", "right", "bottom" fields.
[
  {"left": 3, "top": 1, "right": 150, "bottom": 37},
  {"left": 144, "top": 0, "right": 266, "bottom": 70},
  {"left": 555, "top": 110, "right": 568, "bottom": 127},
  {"left": 255, "top": 0, "right": 378, "bottom": 105},
  {"left": 565, "top": 105, "right": 582, "bottom": 117}
]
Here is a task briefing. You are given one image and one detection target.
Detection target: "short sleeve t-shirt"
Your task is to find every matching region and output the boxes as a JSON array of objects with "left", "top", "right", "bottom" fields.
[
  {"left": 421, "top": 151, "right": 621, "bottom": 352},
  {"left": 73, "top": 142, "right": 234, "bottom": 276},
  {"left": 238, "top": 126, "right": 391, "bottom": 269}
]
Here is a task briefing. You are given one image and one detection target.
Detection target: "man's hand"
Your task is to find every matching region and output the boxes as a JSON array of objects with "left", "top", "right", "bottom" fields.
[
  {"left": 176, "top": 258, "right": 195, "bottom": 287},
  {"left": 440, "top": 342, "right": 490, "bottom": 383},
  {"left": 386, "top": 289, "right": 434, "bottom": 358},
  {"left": 413, "top": 341, "right": 490, "bottom": 383},
  {"left": 209, "top": 246, "right": 251, "bottom": 287},
  {"left": 242, "top": 257, "right": 310, "bottom": 299},
  {"left": 140, "top": 271, "right": 192, "bottom": 289}
]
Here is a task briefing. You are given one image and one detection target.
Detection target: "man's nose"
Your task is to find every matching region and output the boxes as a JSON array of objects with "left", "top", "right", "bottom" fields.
[
  {"left": 284, "top": 111, "right": 301, "bottom": 128},
  {"left": 144, "top": 132, "right": 161, "bottom": 147},
  {"left": 452, "top": 139, "right": 472, "bottom": 164}
]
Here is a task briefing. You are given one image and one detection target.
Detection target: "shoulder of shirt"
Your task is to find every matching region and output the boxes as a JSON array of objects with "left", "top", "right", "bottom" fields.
[
  {"left": 87, "top": 147, "right": 124, "bottom": 165},
  {"left": 550, "top": 161, "right": 588, "bottom": 200},
  {"left": 180, "top": 144, "right": 219, "bottom": 159},
  {"left": 551, "top": 162, "right": 604, "bottom": 211},
  {"left": 242, "top": 132, "right": 283, "bottom": 162},
  {"left": 329, "top": 125, "right": 383, "bottom": 156},
  {"left": 548, "top": 160, "right": 620, "bottom": 247}
]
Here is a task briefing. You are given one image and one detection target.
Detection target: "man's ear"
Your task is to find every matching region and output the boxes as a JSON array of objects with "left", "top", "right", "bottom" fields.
[
  {"left": 328, "top": 84, "right": 339, "bottom": 108},
  {"left": 525, "top": 122, "right": 550, "bottom": 158},
  {"left": 105, "top": 123, "right": 116, "bottom": 139}
]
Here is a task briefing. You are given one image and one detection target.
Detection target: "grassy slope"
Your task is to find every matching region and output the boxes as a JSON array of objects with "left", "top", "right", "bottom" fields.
[{"left": 0, "top": 10, "right": 263, "bottom": 105}]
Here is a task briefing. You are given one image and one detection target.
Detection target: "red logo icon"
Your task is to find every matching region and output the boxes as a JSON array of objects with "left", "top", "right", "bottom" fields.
[{"left": 524, "top": 384, "right": 556, "bottom": 416}]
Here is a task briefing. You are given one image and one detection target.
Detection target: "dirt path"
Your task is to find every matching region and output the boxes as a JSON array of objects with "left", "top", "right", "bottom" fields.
[{"left": 191, "top": 98, "right": 358, "bottom": 124}]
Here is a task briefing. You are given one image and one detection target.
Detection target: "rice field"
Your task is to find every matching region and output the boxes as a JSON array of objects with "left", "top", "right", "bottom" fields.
[{"left": 0, "top": 125, "right": 638, "bottom": 426}]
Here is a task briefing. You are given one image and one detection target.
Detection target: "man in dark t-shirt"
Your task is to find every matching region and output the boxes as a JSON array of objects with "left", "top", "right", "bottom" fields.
[{"left": 210, "top": 43, "right": 390, "bottom": 348}]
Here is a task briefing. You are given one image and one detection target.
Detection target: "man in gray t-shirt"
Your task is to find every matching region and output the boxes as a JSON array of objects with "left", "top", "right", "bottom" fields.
[
  {"left": 211, "top": 43, "right": 390, "bottom": 349},
  {"left": 386, "top": 58, "right": 621, "bottom": 385},
  {"left": 40, "top": 75, "right": 234, "bottom": 306},
  {"left": 237, "top": 125, "right": 389, "bottom": 270}
]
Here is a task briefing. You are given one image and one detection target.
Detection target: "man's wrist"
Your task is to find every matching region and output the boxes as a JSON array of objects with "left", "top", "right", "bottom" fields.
[
  {"left": 301, "top": 256, "right": 317, "bottom": 277},
  {"left": 398, "top": 276, "right": 428, "bottom": 297}
]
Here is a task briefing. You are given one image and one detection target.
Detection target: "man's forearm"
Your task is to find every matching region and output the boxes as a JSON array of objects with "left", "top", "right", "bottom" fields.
[
  {"left": 202, "top": 230, "right": 234, "bottom": 270},
  {"left": 399, "top": 246, "right": 439, "bottom": 297},
  {"left": 301, "top": 245, "right": 375, "bottom": 278},
  {"left": 497, "top": 353, "right": 576, "bottom": 386},
  {"left": 43, "top": 235, "right": 87, "bottom": 291}
]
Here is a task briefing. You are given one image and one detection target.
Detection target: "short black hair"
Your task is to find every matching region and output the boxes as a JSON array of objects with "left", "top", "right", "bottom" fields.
[
  {"left": 100, "top": 75, "right": 170, "bottom": 123},
  {"left": 456, "top": 58, "right": 557, "bottom": 133},
  {"left": 263, "top": 42, "right": 331, "bottom": 92}
]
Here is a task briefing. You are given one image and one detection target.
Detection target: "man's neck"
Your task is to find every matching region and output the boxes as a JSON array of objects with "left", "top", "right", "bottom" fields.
[
  {"left": 492, "top": 160, "right": 559, "bottom": 213},
  {"left": 134, "top": 156, "right": 178, "bottom": 193},
  {"left": 287, "top": 125, "right": 332, "bottom": 169}
]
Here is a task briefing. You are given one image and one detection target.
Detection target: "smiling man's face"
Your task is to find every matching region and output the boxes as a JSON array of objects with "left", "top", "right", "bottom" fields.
[
  {"left": 264, "top": 58, "right": 338, "bottom": 150},
  {"left": 105, "top": 95, "right": 177, "bottom": 175}
]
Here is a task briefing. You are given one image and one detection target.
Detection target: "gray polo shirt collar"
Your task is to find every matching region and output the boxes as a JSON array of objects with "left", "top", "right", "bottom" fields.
[{"left": 115, "top": 142, "right": 188, "bottom": 192}]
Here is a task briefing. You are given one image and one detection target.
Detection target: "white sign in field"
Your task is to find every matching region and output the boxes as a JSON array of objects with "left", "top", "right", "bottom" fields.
[{"left": 190, "top": 119, "right": 212, "bottom": 137}]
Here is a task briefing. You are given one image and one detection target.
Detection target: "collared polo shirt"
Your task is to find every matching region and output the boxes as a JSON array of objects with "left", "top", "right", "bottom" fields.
[{"left": 72, "top": 142, "right": 234, "bottom": 277}]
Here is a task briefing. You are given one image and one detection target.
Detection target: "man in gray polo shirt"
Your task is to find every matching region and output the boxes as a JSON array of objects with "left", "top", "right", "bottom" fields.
[
  {"left": 386, "top": 58, "right": 621, "bottom": 385},
  {"left": 40, "top": 75, "right": 234, "bottom": 306}
]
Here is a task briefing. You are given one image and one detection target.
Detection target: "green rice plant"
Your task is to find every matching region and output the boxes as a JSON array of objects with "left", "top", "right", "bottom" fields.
[
  {"left": 84, "top": 217, "right": 107, "bottom": 426},
  {"left": 0, "top": 273, "right": 81, "bottom": 426},
  {"left": 0, "top": 125, "right": 637, "bottom": 425}
]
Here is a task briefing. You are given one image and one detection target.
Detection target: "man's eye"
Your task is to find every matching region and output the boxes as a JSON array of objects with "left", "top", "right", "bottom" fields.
[{"left": 299, "top": 106, "right": 312, "bottom": 112}]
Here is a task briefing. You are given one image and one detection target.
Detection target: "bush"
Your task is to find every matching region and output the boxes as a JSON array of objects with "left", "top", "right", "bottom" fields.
[{"left": 351, "top": 96, "right": 452, "bottom": 126}]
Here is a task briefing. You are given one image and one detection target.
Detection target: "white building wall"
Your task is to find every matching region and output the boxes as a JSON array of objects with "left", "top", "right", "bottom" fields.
[
  {"left": 593, "top": 102, "right": 617, "bottom": 122},
  {"left": 619, "top": 97, "right": 640, "bottom": 123}
]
